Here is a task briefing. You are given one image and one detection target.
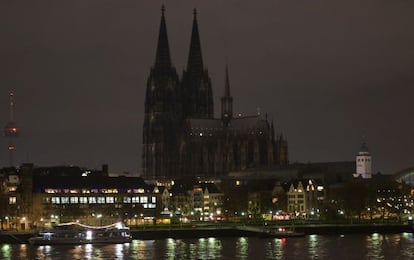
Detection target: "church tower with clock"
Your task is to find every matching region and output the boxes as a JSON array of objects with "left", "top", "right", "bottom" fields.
[{"left": 353, "top": 141, "right": 372, "bottom": 179}]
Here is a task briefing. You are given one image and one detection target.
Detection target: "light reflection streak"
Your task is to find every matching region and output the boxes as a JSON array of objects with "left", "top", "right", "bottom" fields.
[
  {"left": 207, "top": 237, "right": 221, "bottom": 259},
  {"left": 366, "top": 233, "right": 384, "bottom": 259},
  {"left": 236, "top": 237, "right": 248, "bottom": 259},
  {"left": 84, "top": 244, "right": 93, "bottom": 260},
  {"left": 18, "top": 244, "right": 27, "bottom": 260},
  {"left": 308, "top": 234, "right": 319, "bottom": 258},
  {"left": 1, "top": 244, "right": 11, "bottom": 260},
  {"left": 136, "top": 240, "right": 155, "bottom": 259},
  {"left": 166, "top": 238, "right": 176, "bottom": 259},
  {"left": 69, "top": 245, "right": 82, "bottom": 260},
  {"left": 265, "top": 238, "right": 284, "bottom": 259},
  {"left": 115, "top": 244, "right": 123, "bottom": 259}
]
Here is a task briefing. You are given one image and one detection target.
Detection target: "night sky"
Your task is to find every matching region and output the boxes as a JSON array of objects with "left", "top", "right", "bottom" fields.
[{"left": 1, "top": 1, "right": 413, "bottom": 175}]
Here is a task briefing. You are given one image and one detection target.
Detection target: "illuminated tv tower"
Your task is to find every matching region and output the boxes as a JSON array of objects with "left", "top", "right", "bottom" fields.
[{"left": 4, "top": 92, "right": 20, "bottom": 166}]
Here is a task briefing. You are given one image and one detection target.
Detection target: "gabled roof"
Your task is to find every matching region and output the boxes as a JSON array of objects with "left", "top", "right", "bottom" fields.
[{"left": 196, "top": 183, "right": 222, "bottom": 194}]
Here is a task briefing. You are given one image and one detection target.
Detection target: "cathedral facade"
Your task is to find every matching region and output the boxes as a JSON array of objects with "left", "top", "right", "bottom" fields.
[{"left": 142, "top": 7, "right": 288, "bottom": 180}]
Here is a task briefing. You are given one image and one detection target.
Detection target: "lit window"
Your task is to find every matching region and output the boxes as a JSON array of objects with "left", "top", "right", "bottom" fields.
[
  {"left": 88, "top": 197, "right": 97, "bottom": 204},
  {"left": 131, "top": 197, "right": 139, "bottom": 203},
  {"left": 152, "top": 197, "right": 156, "bottom": 203},
  {"left": 97, "top": 197, "right": 105, "bottom": 204},
  {"left": 79, "top": 197, "right": 88, "bottom": 204},
  {"left": 61, "top": 197, "right": 69, "bottom": 204},
  {"left": 123, "top": 197, "right": 131, "bottom": 203},
  {"left": 70, "top": 197, "right": 79, "bottom": 204},
  {"left": 140, "top": 196, "right": 148, "bottom": 203},
  {"left": 106, "top": 197, "right": 114, "bottom": 203},
  {"left": 51, "top": 197, "right": 60, "bottom": 204},
  {"left": 86, "top": 230, "right": 92, "bottom": 240},
  {"left": 103, "top": 189, "right": 118, "bottom": 194},
  {"left": 9, "top": 197, "right": 16, "bottom": 204}
]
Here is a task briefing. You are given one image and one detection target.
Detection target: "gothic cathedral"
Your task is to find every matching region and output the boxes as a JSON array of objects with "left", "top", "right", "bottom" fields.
[{"left": 142, "top": 7, "right": 288, "bottom": 180}]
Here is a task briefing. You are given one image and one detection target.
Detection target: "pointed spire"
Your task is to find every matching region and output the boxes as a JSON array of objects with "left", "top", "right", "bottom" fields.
[
  {"left": 154, "top": 5, "right": 172, "bottom": 70},
  {"left": 270, "top": 120, "right": 275, "bottom": 141},
  {"left": 186, "top": 8, "right": 203, "bottom": 74},
  {"left": 224, "top": 65, "right": 231, "bottom": 97},
  {"left": 221, "top": 65, "right": 233, "bottom": 122},
  {"left": 360, "top": 141, "right": 369, "bottom": 153}
]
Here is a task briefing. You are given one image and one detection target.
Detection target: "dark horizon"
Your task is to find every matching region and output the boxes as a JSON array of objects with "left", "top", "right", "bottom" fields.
[{"left": 0, "top": 1, "right": 413, "bottom": 174}]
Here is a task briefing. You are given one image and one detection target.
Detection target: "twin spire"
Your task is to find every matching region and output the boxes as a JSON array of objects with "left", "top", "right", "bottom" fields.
[
  {"left": 154, "top": 5, "right": 171, "bottom": 70},
  {"left": 154, "top": 6, "right": 204, "bottom": 75},
  {"left": 153, "top": 6, "right": 232, "bottom": 119},
  {"left": 186, "top": 9, "right": 204, "bottom": 75}
]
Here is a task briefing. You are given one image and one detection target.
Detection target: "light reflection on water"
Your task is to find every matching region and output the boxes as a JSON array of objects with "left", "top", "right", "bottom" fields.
[
  {"left": 1, "top": 245, "right": 11, "bottom": 260},
  {"left": 265, "top": 237, "right": 284, "bottom": 259},
  {"left": 366, "top": 233, "right": 384, "bottom": 259},
  {"left": 236, "top": 237, "right": 248, "bottom": 259},
  {"left": 308, "top": 234, "right": 319, "bottom": 258},
  {"left": 1, "top": 234, "right": 414, "bottom": 259}
]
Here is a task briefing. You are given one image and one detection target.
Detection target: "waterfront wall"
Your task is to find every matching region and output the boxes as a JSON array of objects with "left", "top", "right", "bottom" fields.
[{"left": 0, "top": 224, "right": 411, "bottom": 244}]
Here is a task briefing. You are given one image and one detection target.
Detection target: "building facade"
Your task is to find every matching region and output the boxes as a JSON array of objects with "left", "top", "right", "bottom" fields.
[
  {"left": 142, "top": 7, "right": 288, "bottom": 180},
  {"left": 0, "top": 164, "right": 161, "bottom": 230},
  {"left": 353, "top": 142, "right": 372, "bottom": 179}
]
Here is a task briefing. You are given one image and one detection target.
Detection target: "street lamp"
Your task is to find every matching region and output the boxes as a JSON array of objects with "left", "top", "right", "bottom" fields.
[{"left": 97, "top": 214, "right": 102, "bottom": 226}]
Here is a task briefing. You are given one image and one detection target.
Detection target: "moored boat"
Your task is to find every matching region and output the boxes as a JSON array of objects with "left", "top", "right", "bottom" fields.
[
  {"left": 258, "top": 227, "right": 305, "bottom": 238},
  {"left": 238, "top": 225, "right": 304, "bottom": 238},
  {"left": 28, "top": 222, "right": 132, "bottom": 245}
]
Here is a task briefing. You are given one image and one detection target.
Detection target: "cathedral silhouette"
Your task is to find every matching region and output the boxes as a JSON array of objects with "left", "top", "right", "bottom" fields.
[{"left": 142, "top": 7, "right": 288, "bottom": 180}]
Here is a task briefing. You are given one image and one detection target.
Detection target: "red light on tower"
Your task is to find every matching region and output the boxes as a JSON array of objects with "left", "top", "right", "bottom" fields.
[
  {"left": 8, "top": 145, "right": 15, "bottom": 151},
  {"left": 4, "top": 123, "right": 19, "bottom": 137}
]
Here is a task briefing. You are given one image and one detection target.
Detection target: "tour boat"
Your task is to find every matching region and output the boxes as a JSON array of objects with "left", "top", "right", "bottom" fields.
[{"left": 28, "top": 222, "right": 132, "bottom": 245}]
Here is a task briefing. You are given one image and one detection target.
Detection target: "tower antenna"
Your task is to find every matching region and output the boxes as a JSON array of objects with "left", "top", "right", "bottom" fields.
[{"left": 4, "top": 91, "right": 20, "bottom": 167}]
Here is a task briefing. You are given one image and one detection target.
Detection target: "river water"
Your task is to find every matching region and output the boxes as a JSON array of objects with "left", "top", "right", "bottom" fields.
[{"left": 1, "top": 233, "right": 414, "bottom": 259}]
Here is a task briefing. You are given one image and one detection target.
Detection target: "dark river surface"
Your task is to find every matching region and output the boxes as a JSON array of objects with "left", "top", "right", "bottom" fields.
[{"left": 1, "top": 233, "right": 414, "bottom": 259}]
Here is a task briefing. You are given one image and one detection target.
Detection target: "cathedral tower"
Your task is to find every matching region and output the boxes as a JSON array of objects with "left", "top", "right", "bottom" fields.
[
  {"left": 142, "top": 6, "right": 180, "bottom": 179},
  {"left": 142, "top": 7, "right": 289, "bottom": 179},
  {"left": 181, "top": 9, "right": 214, "bottom": 119}
]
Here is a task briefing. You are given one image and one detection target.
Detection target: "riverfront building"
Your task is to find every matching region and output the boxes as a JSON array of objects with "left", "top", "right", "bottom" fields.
[{"left": 0, "top": 164, "right": 225, "bottom": 230}]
